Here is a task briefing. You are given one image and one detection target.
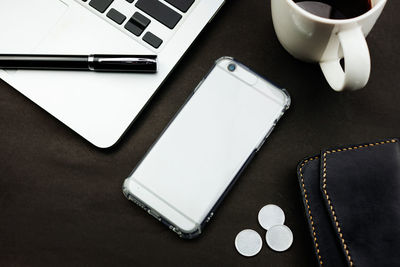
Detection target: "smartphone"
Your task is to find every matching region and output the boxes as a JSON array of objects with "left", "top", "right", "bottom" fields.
[{"left": 123, "top": 57, "right": 290, "bottom": 239}]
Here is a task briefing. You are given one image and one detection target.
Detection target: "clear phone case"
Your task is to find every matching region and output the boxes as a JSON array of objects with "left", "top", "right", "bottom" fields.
[{"left": 123, "top": 57, "right": 290, "bottom": 238}]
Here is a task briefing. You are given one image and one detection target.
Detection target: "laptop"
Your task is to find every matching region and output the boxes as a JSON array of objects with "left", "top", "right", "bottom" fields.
[{"left": 0, "top": 0, "right": 224, "bottom": 148}]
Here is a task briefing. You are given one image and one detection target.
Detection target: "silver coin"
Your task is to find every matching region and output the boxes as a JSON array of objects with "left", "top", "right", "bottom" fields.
[
  {"left": 258, "top": 204, "right": 285, "bottom": 230},
  {"left": 266, "top": 225, "right": 293, "bottom": 252},
  {"left": 235, "top": 229, "right": 263, "bottom": 257}
]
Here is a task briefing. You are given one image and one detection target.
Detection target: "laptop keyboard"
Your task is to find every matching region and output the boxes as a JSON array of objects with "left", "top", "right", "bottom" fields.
[
  {"left": 81, "top": 0, "right": 196, "bottom": 49},
  {"left": 135, "top": 0, "right": 182, "bottom": 29}
]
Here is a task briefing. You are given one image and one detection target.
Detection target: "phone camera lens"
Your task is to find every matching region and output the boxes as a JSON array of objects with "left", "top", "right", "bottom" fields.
[{"left": 228, "top": 63, "right": 236, "bottom": 72}]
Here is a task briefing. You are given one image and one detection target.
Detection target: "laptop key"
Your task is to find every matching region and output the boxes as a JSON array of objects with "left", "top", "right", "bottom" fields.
[
  {"left": 165, "top": 0, "right": 194, "bottom": 13},
  {"left": 135, "top": 0, "right": 182, "bottom": 29},
  {"left": 89, "top": 0, "right": 114, "bottom": 13},
  {"left": 107, "top": 8, "right": 126, "bottom": 25},
  {"left": 125, "top": 21, "right": 143, "bottom": 36},
  {"left": 143, "top": 32, "right": 163, "bottom": 48},
  {"left": 124, "top": 12, "right": 150, "bottom": 36},
  {"left": 131, "top": 12, "right": 150, "bottom": 29}
]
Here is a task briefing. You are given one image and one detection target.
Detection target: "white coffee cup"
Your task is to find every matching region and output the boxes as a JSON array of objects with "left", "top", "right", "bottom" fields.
[{"left": 271, "top": 0, "right": 387, "bottom": 91}]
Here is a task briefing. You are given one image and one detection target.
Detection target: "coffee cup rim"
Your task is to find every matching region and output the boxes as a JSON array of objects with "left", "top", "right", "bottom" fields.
[{"left": 286, "top": 0, "right": 387, "bottom": 25}]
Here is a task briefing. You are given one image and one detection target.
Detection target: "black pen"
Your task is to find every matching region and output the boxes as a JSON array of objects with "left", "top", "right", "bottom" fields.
[{"left": 0, "top": 54, "right": 157, "bottom": 73}]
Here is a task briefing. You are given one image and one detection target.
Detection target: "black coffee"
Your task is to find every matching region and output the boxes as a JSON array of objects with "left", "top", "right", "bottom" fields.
[{"left": 294, "top": 0, "right": 372, "bottom": 19}]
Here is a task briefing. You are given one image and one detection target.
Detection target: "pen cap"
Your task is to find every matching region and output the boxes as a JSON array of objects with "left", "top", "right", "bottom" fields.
[{"left": 91, "top": 55, "right": 157, "bottom": 73}]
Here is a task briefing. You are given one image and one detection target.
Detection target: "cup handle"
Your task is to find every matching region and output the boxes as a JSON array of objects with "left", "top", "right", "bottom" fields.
[{"left": 320, "top": 26, "right": 371, "bottom": 91}]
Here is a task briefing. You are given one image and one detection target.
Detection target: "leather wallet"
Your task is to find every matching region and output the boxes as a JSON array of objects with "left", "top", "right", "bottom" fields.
[{"left": 297, "top": 139, "right": 400, "bottom": 267}]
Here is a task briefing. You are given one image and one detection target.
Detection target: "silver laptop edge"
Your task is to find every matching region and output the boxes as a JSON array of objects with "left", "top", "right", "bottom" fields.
[{"left": 0, "top": 0, "right": 224, "bottom": 148}]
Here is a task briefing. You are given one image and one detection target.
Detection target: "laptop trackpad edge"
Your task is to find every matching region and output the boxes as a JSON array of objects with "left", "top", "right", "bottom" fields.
[{"left": 0, "top": 0, "right": 68, "bottom": 54}]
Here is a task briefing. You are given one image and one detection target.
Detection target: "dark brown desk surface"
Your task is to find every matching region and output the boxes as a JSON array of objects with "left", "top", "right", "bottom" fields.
[{"left": 1, "top": 1, "right": 399, "bottom": 266}]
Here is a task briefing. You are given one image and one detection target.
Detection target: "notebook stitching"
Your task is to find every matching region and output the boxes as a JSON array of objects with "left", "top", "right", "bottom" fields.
[
  {"left": 322, "top": 139, "right": 397, "bottom": 267},
  {"left": 300, "top": 156, "right": 323, "bottom": 266}
]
